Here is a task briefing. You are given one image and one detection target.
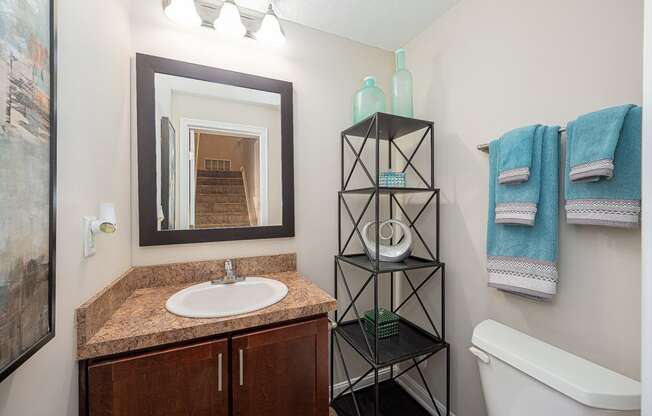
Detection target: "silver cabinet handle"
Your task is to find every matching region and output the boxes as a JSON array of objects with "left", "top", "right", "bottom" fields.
[
  {"left": 239, "top": 349, "right": 244, "bottom": 386},
  {"left": 217, "top": 353, "right": 223, "bottom": 392}
]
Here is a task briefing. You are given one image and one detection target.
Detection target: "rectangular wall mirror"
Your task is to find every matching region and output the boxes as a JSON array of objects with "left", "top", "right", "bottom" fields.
[{"left": 136, "top": 54, "right": 294, "bottom": 246}]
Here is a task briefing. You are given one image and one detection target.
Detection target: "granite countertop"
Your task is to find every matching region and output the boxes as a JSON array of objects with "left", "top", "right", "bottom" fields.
[{"left": 76, "top": 255, "right": 336, "bottom": 360}]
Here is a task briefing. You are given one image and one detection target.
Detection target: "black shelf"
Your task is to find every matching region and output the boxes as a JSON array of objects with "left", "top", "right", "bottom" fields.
[
  {"left": 333, "top": 114, "right": 448, "bottom": 416},
  {"left": 343, "top": 112, "right": 433, "bottom": 141},
  {"left": 331, "top": 380, "right": 431, "bottom": 416},
  {"left": 336, "top": 318, "right": 447, "bottom": 367},
  {"left": 340, "top": 187, "right": 439, "bottom": 195},
  {"left": 337, "top": 254, "right": 443, "bottom": 274}
]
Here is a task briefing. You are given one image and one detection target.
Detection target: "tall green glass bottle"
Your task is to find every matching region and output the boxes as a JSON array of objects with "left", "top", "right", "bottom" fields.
[
  {"left": 353, "top": 76, "right": 386, "bottom": 123},
  {"left": 391, "top": 48, "right": 414, "bottom": 118}
]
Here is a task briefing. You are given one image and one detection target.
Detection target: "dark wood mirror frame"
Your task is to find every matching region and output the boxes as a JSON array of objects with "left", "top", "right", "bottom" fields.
[{"left": 136, "top": 54, "right": 294, "bottom": 246}]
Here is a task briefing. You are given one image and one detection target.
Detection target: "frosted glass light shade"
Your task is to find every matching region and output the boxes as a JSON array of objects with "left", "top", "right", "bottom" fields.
[
  {"left": 214, "top": 0, "right": 246, "bottom": 39},
  {"left": 255, "top": 4, "right": 286, "bottom": 46},
  {"left": 164, "top": 0, "right": 202, "bottom": 27}
]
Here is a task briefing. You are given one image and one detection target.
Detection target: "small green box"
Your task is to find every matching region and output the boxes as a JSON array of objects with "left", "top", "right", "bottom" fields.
[{"left": 363, "top": 308, "right": 400, "bottom": 339}]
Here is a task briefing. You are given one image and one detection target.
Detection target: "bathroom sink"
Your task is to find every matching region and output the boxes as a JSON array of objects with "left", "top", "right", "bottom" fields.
[{"left": 165, "top": 277, "right": 288, "bottom": 318}]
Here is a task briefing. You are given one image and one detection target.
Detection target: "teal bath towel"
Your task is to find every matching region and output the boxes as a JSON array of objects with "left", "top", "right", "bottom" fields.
[
  {"left": 497, "top": 125, "right": 539, "bottom": 184},
  {"left": 495, "top": 126, "right": 545, "bottom": 225},
  {"left": 487, "top": 126, "right": 560, "bottom": 300},
  {"left": 568, "top": 104, "right": 634, "bottom": 182},
  {"left": 565, "top": 106, "right": 642, "bottom": 228}
]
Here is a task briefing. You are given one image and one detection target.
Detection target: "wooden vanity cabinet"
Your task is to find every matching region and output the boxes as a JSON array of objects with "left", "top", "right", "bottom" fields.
[
  {"left": 87, "top": 338, "right": 229, "bottom": 416},
  {"left": 83, "top": 316, "right": 328, "bottom": 416},
  {"left": 232, "top": 318, "right": 329, "bottom": 416}
]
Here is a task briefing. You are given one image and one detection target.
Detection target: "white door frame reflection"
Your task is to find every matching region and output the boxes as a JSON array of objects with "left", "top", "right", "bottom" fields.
[{"left": 179, "top": 117, "right": 269, "bottom": 229}]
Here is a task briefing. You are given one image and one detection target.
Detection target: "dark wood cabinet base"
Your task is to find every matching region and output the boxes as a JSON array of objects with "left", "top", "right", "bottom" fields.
[
  {"left": 233, "top": 318, "right": 328, "bottom": 416},
  {"left": 79, "top": 315, "right": 328, "bottom": 416}
]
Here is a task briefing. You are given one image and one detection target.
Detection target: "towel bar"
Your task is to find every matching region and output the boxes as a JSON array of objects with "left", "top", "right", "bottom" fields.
[{"left": 477, "top": 127, "right": 566, "bottom": 152}]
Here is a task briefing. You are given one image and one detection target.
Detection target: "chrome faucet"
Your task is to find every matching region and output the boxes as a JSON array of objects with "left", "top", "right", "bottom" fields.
[{"left": 212, "top": 259, "right": 245, "bottom": 285}]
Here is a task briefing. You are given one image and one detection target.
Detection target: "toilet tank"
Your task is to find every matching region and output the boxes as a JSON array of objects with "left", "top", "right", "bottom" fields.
[{"left": 471, "top": 320, "right": 640, "bottom": 416}]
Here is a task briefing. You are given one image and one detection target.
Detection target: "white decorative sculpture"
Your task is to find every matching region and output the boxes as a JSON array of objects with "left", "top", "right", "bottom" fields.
[{"left": 362, "top": 219, "right": 413, "bottom": 263}]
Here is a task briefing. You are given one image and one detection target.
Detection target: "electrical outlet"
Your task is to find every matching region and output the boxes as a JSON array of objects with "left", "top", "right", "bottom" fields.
[{"left": 83, "top": 216, "right": 97, "bottom": 257}]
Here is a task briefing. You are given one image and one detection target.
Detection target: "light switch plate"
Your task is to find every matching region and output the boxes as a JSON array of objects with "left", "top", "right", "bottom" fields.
[{"left": 83, "top": 216, "right": 97, "bottom": 257}]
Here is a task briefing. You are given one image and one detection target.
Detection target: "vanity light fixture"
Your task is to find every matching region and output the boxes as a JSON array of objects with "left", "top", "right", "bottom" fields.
[
  {"left": 163, "top": 0, "right": 202, "bottom": 27},
  {"left": 83, "top": 203, "right": 118, "bottom": 258},
  {"left": 213, "top": 0, "right": 247, "bottom": 39},
  {"left": 162, "top": 0, "right": 288, "bottom": 46},
  {"left": 255, "top": 2, "right": 286, "bottom": 47}
]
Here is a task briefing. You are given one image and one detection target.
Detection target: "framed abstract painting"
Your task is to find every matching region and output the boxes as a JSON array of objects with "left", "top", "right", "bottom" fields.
[{"left": 0, "top": 0, "right": 56, "bottom": 382}]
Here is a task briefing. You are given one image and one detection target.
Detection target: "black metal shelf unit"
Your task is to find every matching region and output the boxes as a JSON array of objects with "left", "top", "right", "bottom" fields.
[{"left": 331, "top": 112, "right": 450, "bottom": 416}]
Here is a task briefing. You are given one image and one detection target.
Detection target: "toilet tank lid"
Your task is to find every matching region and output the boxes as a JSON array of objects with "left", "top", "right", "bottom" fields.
[{"left": 471, "top": 320, "right": 640, "bottom": 411}]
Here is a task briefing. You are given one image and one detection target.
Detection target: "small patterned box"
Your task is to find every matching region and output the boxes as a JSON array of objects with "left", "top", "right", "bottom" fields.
[
  {"left": 379, "top": 171, "right": 406, "bottom": 188},
  {"left": 363, "top": 308, "right": 400, "bottom": 339}
]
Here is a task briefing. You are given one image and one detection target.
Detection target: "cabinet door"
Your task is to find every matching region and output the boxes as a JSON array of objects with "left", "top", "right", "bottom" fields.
[
  {"left": 88, "top": 339, "right": 228, "bottom": 416},
  {"left": 232, "top": 317, "right": 329, "bottom": 416}
]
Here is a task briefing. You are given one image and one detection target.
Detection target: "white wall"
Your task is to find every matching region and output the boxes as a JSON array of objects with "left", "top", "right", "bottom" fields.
[
  {"left": 0, "top": 0, "right": 133, "bottom": 415},
  {"left": 129, "top": 1, "right": 395, "bottom": 304},
  {"left": 404, "top": 1, "right": 644, "bottom": 415}
]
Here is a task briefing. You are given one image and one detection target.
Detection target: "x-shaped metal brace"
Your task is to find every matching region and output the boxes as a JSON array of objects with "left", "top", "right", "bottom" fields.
[
  {"left": 340, "top": 192, "right": 375, "bottom": 257},
  {"left": 391, "top": 192, "right": 437, "bottom": 261},
  {"left": 392, "top": 268, "right": 442, "bottom": 339},
  {"left": 390, "top": 126, "right": 432, "bottom": 188},
  {"left": 342, "top": 117, "right": 377, "bottom": 190}
]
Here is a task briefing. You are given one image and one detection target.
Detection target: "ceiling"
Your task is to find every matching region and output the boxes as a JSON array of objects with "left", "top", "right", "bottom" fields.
[{"left": 200, "top": 0, "right": 458, "bottom": 50}]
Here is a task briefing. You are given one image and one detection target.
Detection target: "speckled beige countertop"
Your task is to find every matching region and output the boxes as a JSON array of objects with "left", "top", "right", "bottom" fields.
[{"left": 76, "top": 254, "right": 336, "bottom": 360}]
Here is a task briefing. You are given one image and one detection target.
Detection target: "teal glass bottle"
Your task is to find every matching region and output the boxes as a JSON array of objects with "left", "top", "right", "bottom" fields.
[
  {"left": 353, "top": 76, "right": 386, "bottom": 123},
  {"left": 391, "top": 48, "right": 414, "bottom": 118}
]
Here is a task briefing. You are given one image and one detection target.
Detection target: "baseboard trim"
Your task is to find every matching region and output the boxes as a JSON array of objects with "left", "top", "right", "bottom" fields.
[
  {"left": 330, "top": 367, "right": 392, "bottom": 397},
  {"left": 330, "top": 367, "right": 453, "bottom": 416},
  {"left": 395, "top": 373, "right": 454, "bottom": 416}
]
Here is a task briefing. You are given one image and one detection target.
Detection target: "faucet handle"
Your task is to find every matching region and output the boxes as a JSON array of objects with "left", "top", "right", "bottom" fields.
[
  {"left": 224, "top": 259, "right": 236, "bottom": 278},
  {"left": 211, "top": 259, "right": 243, "bottom": 285}
]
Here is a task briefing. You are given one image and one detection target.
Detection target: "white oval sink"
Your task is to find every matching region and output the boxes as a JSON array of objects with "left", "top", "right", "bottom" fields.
[{"left": 166, "top": 277, "right": 288, "bottom": 318}]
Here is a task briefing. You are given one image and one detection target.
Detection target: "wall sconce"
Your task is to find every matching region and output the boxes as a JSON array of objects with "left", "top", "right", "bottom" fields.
[
  {"left": 83, "top": 203, "right": 118, "bottom": 258},
  {"left": 163, "top": 0, "right": 287, "bottom": 47}
]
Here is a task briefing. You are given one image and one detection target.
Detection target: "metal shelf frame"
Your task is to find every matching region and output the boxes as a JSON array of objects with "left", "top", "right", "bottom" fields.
[{"left": 331, "top": 112, "right": 450, "bottom": 416}]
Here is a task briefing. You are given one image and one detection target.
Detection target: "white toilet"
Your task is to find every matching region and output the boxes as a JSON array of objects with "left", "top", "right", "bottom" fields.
[{"left": 470, "top": 320, "right": 641, "bottom": 416}]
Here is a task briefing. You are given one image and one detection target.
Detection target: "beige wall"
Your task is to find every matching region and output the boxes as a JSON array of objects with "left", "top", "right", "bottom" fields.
[
  {"left": 129, "top": 7, "right": 394, "bottom": 381},
  {"left": 2, "top": 2, "right": 637, "bottom": 415},
  {"left": 129, "top": 2, "right": 394, "bottom": 282},
  {"left": 403, "top": 0, "right": 643, "bottom": 415},
  {"left": 170, "top": 93, "right": 282, "bottom": 225},
  {"left": 197, "top": 134, "right": 255, "bottom": 173},
  {"left": 0, "top": 2, "right": 392, "bottom": 414},
  {"left": 0, "top": 0, "right": 133, "bottom": 415}
]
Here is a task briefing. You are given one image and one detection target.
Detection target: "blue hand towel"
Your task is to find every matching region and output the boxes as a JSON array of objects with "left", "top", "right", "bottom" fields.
[
  {"left": 495, "top": 126, "right": 545, "bottom": 225},
  {"left": 487, "top": 126, "right": 560, "bottom": 300},
  {"left": 498, "top": 125, "right": 539, "bottom": 184},
  {"left": 568, "top": 104, "right": 634, "bottom": 182},
  {"left": 565, "top": 106, "right": 641, "bottom": 228}
]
